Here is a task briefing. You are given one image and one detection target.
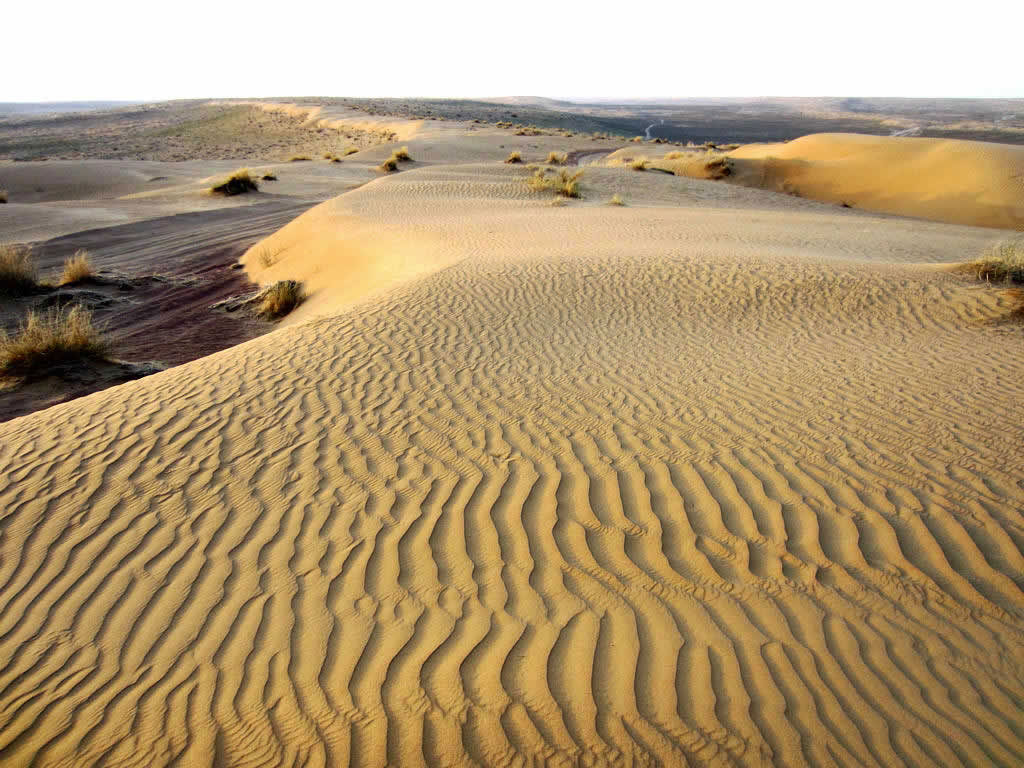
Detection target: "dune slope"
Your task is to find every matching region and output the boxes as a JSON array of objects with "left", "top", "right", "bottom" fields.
[
  {"left": 0, "top": 166, "right": 1022, "bottom": 767},
  {"left": 725, "top": 133, "right": 1024, "bottom": 229}
]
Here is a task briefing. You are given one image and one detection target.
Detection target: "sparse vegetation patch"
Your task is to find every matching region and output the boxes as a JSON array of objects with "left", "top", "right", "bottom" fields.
[
  {"left": 505, "top": 152, "right": 523, "bottom": 164},
  {"left": 630, "top": 157, "right": 648, "bottom": 171},
  {"left": 609, "top": 194, "right": 625, "bottom": 206},
  {"left": 60, "top": 250, "right": 95, "bottom": 285},
  {"left": 546, "top": 152, "right": 567, "bottom": 165},
  {"left": 0, "top": 244, "right": 38, "bottom": 296},
  {"left": 0, "top": 306, "right": 108, "bottom": 376},
  {"left": 527, "top": 168, "right": 583, "bottom": 199},
  {"left": 960, "top": 241, "right": 1024, "bottom": 284},
  {"left": 211, "top": 168, "right": 259, "bottom": 196},
  {"left": 260, "top": 280, "right": 306, "bottom": 319},
  {"left": 289, "top": 155, "right": 312, "bottom": 162}
]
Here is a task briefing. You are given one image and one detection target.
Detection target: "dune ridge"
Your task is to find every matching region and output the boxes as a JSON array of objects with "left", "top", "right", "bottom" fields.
[{"left": 724, "top": 133, "right": 1024, "bottom": 229}]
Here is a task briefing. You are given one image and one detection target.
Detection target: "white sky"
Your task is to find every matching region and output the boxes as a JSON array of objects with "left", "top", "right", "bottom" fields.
[{"left": 5, "top": 0, "right": 1022, "bottom": 101}]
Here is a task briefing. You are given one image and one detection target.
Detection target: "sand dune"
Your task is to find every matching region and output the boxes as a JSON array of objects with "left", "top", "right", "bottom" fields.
[
  {"left": 724, "top": 133, "right": 1024, "bottom": 229},
  {"left": 1, "top": 151, "right": 1022, "bottom": 767}
]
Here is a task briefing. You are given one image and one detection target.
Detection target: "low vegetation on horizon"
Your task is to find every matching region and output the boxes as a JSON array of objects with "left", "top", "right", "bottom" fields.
[
  {"left": 210, "top": 169, "right": 259, "bottom": 196},
  {"left": 0, "top": 244, "right": 38, "bottom": 296},
  {"left": 0, "top": 306, "right": 108, "bottom": 377}
]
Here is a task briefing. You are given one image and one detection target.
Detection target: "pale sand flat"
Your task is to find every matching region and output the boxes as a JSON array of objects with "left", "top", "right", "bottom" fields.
[{"left": 0, "top": 137, "right": 1022, "bottom": 767}]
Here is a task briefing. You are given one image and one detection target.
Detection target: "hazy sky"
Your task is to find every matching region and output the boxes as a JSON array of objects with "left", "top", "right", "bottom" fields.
[{"left": 6, "top": 0, "right": 1022, "bottom": 101}]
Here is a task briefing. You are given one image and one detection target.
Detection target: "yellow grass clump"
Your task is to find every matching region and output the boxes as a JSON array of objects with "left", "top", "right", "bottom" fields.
[
  {"left": 545, "top": 151, "right": 567, "bottom": 165},
  {"left": 262, "top": 172, "right": 277, "bottom": 181},
  {"left": 0, "top": 190, "right": 7, "bottom": 204},
  {"left": 961, "top": 240, "right": 1024, "bottom": 283},
  {"left": 342, "top": 146, "right": 359, "bottom": 156},
  {"left": 260, "top": 280, "right": 305, "bottom": 319},
  {"left": 60, "top": 250, "right": 94, "bottom": 285},
  {"left": 630, "top": 157, "right": 648, "bottom": 171},
  {"left": 665, "top": 151, "right": 685, "bottom": 160},
  {"left": 392, "top": 146, "right": 412, "bottom": 162},
  {"left": 378, "top": 157, "right": 399, "bottom": 173},
  {"left": 0, "top": 243, "right": 38, "bottom": 296},
  {"left": 609, "top": 194, "right": 625, "bottom": 206},
  {"left": 505, "top": 152, "right": 523, "bottom": 164},
  {"left": 289, "top": 155, "right": 312, "bottom": 162},
  {"left": 527, "top": 168, "right": 583, "bottom": 199},
  {"left": 0, "top": 306, "right": 108, "bottom": 376},
  {"left": 210, "top": 168, "right": 258, "bottom": 196}
]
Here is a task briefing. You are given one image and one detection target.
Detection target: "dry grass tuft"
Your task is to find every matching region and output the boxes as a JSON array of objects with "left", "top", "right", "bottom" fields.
[
  {"left": 665, "top": 151, "right": 685, "bottom": 160},
  {"left": 260, "top": 280, "right": 305, "bottom": 319},
  {"left": 960, "top": 240, "right": 1024, "bottom": 284},
  {"left": 0, "top": 243, "right": 38, "bottom": 296},
  {"left": 505, "top": 151, "right": 523, "bottom": 164},
  {"left": 392, "top": 146, "right": 412, "bottom": 162},
  {"left": 609, "top": 194, "right": 625, "bottom": 206},
  {"left": 342, "top": 146, "right": 359, "bottom": 156},
  {"left": 378, "top": 157, "right": 399, "bottom": 173},
  {"left": 545, "top": 151, "right": 567, "bottom": 165},
  {"left": 211, "top": 168, "right": 258, "bottom": 196},
  {"left": 0, "top": 190, "right": 7, "bottom": 204},
  {"left": 60, "top": 250, "right": 94, "bottom": 285},
  {"left": 289, "top": 155, "right": 312, "bottom": 162},
  {"left": 630, "top": 157, "right": 648, "bottom": 171},
  {"left": 262, "top": 173, "right": 277, "bottom": 181},
  {"left": 0, "top": 306, "right": 108, "bottom": 376},
  {"left": 527, "top": 168, "right": 583, "bottom": 199},
  {"left": 632, "top": 136, "right": 645, "bottom": 143}
]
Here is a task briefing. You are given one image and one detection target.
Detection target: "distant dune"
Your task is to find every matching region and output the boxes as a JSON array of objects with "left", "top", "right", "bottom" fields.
[{"left": 727, "top": 133, "right": 1024, "bottom": 229}]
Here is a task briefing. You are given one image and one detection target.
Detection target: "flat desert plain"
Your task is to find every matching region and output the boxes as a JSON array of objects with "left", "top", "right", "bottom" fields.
[{"left": 0, "top": 100, "right": 1023, "bottom": 767}]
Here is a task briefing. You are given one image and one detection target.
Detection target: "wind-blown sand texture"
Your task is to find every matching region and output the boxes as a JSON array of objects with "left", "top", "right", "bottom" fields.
[
  {"left": 1, "top": 125, "right": 1023, "bottom": 767},
  {"left": 725, "top": 133, "right": 1024, "bottom": 229}
]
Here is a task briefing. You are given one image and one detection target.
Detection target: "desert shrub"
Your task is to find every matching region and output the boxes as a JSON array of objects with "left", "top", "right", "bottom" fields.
[
  {"left": 665, "top": 151, "right": 685, "bottom": 160},
  {"left": 961, "top": 240, "right": 1024, "bottom": 283},
  {"left": 0, "top": 190, "right": 7, "bottom": 204},
  {"left": 630, "top": 157, "right": 648, "bottom": 171},
  {"left": 323, "top": 153, "right": 335, "bottom": 160},
  {"left": 527, "top": 168, "right": 583, "bottom": 199},
  {"left": 60, "top": 250, "right": 94, "bottom": 285},
  {"left": 0, "top": 243, "right": 38, "bottom": 296},
  {"left": 342, "top": 146, "right": 359, "bottom": 156},
  {"left": 378, "top": 157, "right": 399, "bottom": 172},
  {"left": 260, "top": 280, "right": 305, "bottom": 319},
  {"left": 262, "top": 173, "right": 277, "bottom": 181},
  {"left": 392, "top": 146, "right": 412, "bottom": 162},
  {"left": 703, "top": 156, "right": 733, "bottom": 179},
  {"left": 211, "top": 168, "right": 258, "bottom": 196},
  {"left": 289, "top": 155, "right": 312, "bottom": 162},
  {"left": 545, "top": 151, "right": 567, "bottom": 165},
  {"left": 505, "top": 152, "right": 523, "bottom": 164},
  {"left": 0, "top": 305, "right": 108, "bottom": 376},
  {"left": 609, "top": 194, "right": 625, "bottom": 206}
]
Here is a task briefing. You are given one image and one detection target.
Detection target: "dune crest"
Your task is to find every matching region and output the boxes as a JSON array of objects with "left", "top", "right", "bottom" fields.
[{"left": 725, "top": 133, "right": 1024, "bottom": 229}]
